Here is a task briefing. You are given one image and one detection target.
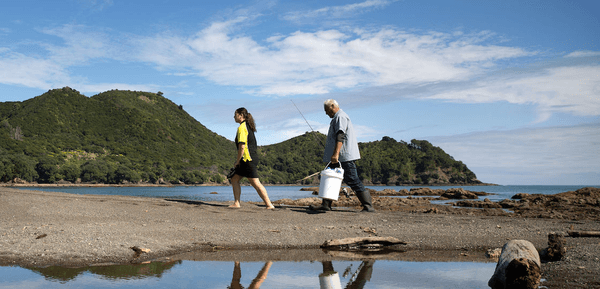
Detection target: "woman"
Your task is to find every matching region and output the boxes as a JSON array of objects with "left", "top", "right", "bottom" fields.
[{"left": 229, "top": 107, "right": 275, "bottom": 210}]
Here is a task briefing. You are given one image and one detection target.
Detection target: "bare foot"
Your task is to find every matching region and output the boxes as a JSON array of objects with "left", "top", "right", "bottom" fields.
[
  {"left": 266, "top": 206, "right": 275, "bottom": 210},
  {"left": 228, "top": 204, "right": 241, "bottom": 208}
]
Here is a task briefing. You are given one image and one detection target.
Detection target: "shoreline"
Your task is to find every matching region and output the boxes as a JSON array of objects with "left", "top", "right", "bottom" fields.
[
  {"left": 1, "top": 182, "right": 501, "bottom": 188},
  {"left": 1, "top": 187, "right": 598, "bottom": 287}
]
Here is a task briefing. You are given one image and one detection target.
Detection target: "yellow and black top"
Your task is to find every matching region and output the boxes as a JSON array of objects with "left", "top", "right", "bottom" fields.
[{"left": 235, "top": 121, "right": 258, "bottom": 162}]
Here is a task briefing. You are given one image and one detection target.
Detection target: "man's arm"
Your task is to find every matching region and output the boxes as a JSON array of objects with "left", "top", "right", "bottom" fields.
[{"left": 330, "top": 130, "right": 345, "bottom": 164}]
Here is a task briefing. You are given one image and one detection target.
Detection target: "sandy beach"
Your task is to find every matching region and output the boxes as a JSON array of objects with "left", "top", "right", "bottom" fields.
[{"left": 1, "top": 187, "right": 599, "bottom": 288}]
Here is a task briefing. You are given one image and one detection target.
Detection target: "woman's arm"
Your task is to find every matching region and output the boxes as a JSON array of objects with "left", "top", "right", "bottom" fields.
[{"left": 235, "top": 142, "right": 245, "bottom": 167}]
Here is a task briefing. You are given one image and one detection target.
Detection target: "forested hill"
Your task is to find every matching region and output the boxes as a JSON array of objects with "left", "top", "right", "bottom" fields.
[
  {"left": 0, "top": 87, "right": 236, "bottom": 184},
  {"left": 259, "top": 133, "right": 480, "bottom": 185},
  {"left": 0, "top": 88, "right": 482, "bottom": 185}
]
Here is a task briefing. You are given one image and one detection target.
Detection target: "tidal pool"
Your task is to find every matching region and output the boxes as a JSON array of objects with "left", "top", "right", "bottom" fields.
[{"left": 0, "top": 259, "right": 496, "bottom": 288}]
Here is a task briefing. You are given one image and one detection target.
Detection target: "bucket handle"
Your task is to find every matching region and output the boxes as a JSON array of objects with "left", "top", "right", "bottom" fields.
[{"left": 324, "top": 161, "right": 341, "bottom": 170}]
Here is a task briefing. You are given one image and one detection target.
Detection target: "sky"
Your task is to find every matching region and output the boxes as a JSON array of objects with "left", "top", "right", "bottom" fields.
[{"left": 1, "top": 0, "right": 599, "bottom": 185}]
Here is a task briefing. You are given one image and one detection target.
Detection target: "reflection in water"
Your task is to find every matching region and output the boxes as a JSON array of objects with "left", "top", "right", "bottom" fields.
[
  {"left": 320, "top": 261, "right": 374, "bottom": 289},
  {"left": 21, "top": 259, "right": 375, "bottom": 288},
  {"left": 2, "top": 258, "right": 496, "bottom": 288},
  {"left": 226, "top": 260, "right": 375, "bottom": 289},
  {"left": 26, "top": 260, "right": 181, "bottom": 282},
  {"left": 229, "top": 261, "right": 273, "bottom": 289}
]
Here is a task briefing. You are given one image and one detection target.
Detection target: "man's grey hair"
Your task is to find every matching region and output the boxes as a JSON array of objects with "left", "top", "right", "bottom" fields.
[{"left": 324, "top": 99, "right": 339, "bottom": 107}]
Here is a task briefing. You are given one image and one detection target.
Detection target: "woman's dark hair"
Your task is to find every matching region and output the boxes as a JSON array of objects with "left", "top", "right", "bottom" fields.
[{"left": 235, "top": 107, "right": 256, "bottom": 132}]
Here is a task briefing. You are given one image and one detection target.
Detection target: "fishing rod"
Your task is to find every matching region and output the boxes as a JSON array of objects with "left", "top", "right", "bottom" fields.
[
  {"left": 291, "top": 99, "right": 325, "bottom": 183},
  {"left": 290, "top": 99, "right": 326, "bottom": 148},
  {"left": 291, "top": 100, "right": 350, "bottom": 200}
]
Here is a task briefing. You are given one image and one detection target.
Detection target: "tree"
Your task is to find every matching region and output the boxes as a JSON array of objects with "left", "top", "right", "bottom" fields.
[
  {"left": 81, "top": 160, "right": 111, "bottom": 183},
  {"left": 35, "top": 156, "right": 62, "bottom": 183},
  {"left": 10, "top": 154, "right": 38, "bottom": 182}
]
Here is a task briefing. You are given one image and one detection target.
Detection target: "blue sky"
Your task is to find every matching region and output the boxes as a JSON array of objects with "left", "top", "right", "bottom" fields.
[{"left": 1, "top": 0, "right": 599, "bottom": 185}]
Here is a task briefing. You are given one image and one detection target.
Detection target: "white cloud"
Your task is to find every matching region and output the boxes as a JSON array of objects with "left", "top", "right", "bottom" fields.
[
  {"left": 282, "top": 0, "right": 394, "bottom": 21},
  {"left": 132, "top": 18, "right": 531, "bottom": 96},
  {"left": 429, "top": 123, "right": 600, "bottom": 185},
  {"left": 0, "top": 24, "right": 155, "bottom": 93},
  {"left": 1, "top": 10, "right": 595, "bottom": 128},
  {"left": 0, "top": 50, "right": 70, "bottom": 88},
  {"left": 77, "top": 0, "right": 114, "bottom": 11},
  {"left": 565, "top": 50, "right": 600, "bottom": 58},
  {"left": 40, "top": 25, "right": 114, "bottom": 65},
  {"left": 424, "top": 65, "right": 600, "bottom": 120}
]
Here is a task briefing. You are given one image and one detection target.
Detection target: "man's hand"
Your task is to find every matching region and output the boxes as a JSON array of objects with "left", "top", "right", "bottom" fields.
[
  {"left": 330, "top": 155, "right": 339, "bottom": 164},
  {"left": 328, "top": 161, "right": 341, "bottom": 168}
]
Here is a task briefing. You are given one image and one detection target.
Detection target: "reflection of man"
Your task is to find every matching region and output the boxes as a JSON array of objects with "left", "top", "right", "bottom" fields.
[
  {"left": 344, "top": 261, "right": 374, "bottom": 289},
  {"left": 228, "top": 261, "right": 273, "bottom": 289},
  {"left": 319, "top": 261, "right": 342, "bottom": 289},
  {"left": 318, "top": 261, "right": 374, "bottom": 289},
  {"left": 310, "top": 99, "right": 375, "bottom": 212}
]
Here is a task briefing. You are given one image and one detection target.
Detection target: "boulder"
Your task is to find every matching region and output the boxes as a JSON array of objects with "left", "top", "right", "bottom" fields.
[{"left": 441, "top": 188, "right": 478, "bottom": 199}]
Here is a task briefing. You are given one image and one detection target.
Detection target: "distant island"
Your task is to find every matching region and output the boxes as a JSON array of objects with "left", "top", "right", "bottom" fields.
[{"left": 0, "top": 87, "right": 484, "bottom": 186}]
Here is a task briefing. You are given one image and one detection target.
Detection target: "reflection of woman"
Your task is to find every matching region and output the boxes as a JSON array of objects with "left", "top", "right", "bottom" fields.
[
  {"left": 229, "top": 261, "right": 273, "bottom": 289},
  {"left": 229, "top": 108, "right": 275, "bottom": 210}
]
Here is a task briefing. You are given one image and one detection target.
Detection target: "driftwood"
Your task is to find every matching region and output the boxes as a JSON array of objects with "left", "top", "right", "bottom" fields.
[
  {"left": 321, "top": 237, "right": 407, "bottom": 249},
  {"left": 488, "top": 240, "right": 541, "bottom": 289},
  {"left": 568, "top": 230, "right": 600, "bottom": 237},
  {"left": 541, "top": 233, "right": 566, "bottom": 262},
  {"left": 325, "top": 250, "right": 407, "bottom": 259}
]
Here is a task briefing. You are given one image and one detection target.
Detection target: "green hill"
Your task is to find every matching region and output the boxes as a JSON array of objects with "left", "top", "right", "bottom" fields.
[
  {"left": 0, "top": 87, "right": 235, "bottom": 184},
  {"left": 0, "top": 88, "right": 481, "bottom": 185},
  {"left": 258, "top": 133, "right": 480, "bottom": 185}
]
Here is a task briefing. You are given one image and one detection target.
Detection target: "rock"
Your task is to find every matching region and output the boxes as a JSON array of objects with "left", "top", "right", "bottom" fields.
[
  {"left": 130, "top": 246, "right": 152, "bottom": 259},
  {"left": 441, "top": 188, "right": 478, "bottom": 199},
  {"left": 487, "top": 248, "right": 502, "bottom": 261},
  {"left": 512, "top": 193, "right": 530, "bottom": 199},
  {"left": 409, "top": 187, "right": 444, "bottom": 196},
  {"left": 453, "top": 200, "right": 502, "bottom": 209},
  {"left": 498, "top": 199, "right": 519, "bottom": 209},
  {"left": 12, "top": 178, "right": 27, "bottom": 184},
  {"left": 378, "top": 189, "right": 399, "bottom": 195}
]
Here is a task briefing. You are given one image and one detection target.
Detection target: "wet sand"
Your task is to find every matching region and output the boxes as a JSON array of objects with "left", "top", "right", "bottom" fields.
[{"left": 1, "top": 187, "right": 598, "bottom": 287}]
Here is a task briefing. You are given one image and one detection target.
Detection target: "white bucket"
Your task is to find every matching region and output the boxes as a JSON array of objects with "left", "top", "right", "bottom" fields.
[
  {"left": 318, "top": 272, "right": 342, "bottom": 289},
  {"left": 318, "top": 166, "right": 344, "bottom": 201}
]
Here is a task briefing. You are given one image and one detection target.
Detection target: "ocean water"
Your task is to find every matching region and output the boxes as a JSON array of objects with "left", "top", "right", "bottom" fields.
[{"left": 15, "top": 184, "right": 599, "bottom": 204}]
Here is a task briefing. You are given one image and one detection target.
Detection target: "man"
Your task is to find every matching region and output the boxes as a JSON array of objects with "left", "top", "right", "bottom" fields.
[{"left": 310, "top": 99, "right": 375, "bottom": 212}]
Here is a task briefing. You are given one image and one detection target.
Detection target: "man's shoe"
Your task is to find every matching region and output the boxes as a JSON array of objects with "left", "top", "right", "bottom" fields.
[
  {"left": 309, "top": 199, "right": 332, "bottom": 211},
  {"left": 361, "top": 206, "right": 375, "bottom": 212}
]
